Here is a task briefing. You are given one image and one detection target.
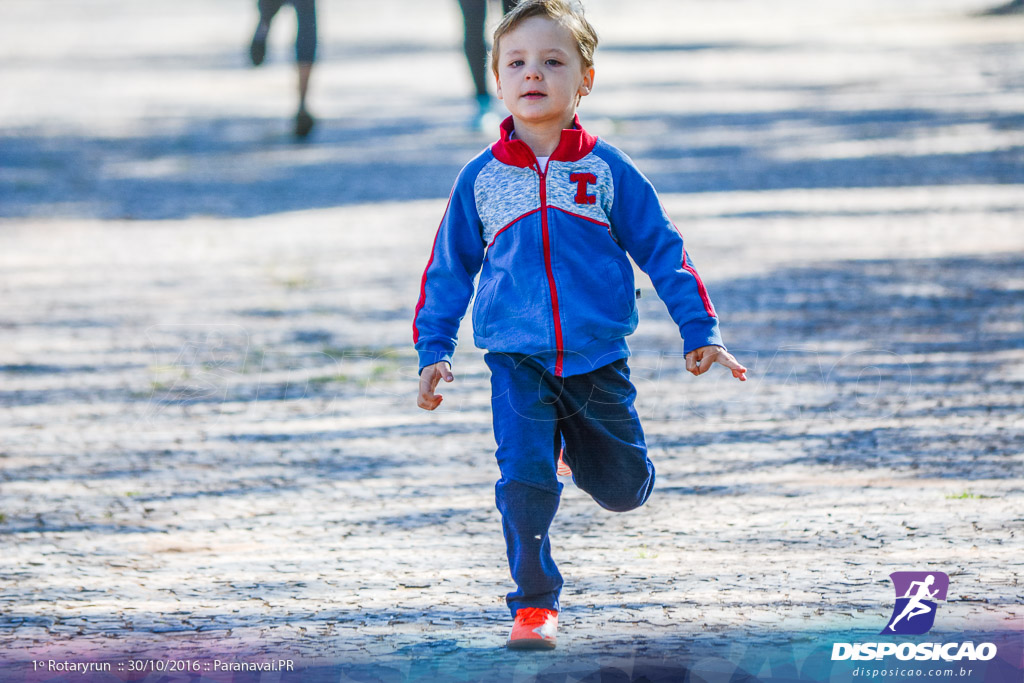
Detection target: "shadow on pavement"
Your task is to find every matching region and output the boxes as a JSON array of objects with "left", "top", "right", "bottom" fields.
[
  {"left": 2, "top": 252, "right": 1020, "bottom": 483},
  {"left": 3, "top": 104, "right": 1022, "bottom": 220}
]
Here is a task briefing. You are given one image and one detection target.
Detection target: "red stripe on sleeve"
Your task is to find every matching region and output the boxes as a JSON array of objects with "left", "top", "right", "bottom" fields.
[
  {"left": 412, "top": 192, "right": 455, "bottom": 343},
  {"left": 682, "top": 249, "right": 716, "bottom": 318},
  {"left": 663, "top": 207, "right": 717, "bottom": 319}
]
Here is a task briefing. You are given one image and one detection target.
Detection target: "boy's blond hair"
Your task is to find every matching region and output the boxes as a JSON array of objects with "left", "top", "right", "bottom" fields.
[{"left": 490, "top": 0, "right": 599, "bottom": 77}]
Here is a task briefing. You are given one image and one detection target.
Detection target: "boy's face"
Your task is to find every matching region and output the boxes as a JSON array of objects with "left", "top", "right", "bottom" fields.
[{"left": 495, "top": 16, "right": 594, "bottom": 131}]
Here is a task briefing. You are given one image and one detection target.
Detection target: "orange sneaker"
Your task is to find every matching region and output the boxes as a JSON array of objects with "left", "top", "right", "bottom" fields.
[
  {"left": 556, "top": 449, "right": 572, "bottom": 477},
  {"left": 507, "top": 607, "right": 558, "bottom": 650}
]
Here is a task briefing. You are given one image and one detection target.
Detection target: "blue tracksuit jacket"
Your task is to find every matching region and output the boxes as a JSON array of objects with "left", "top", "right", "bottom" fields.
[{"left": 413, "top": 115, "right": 723, "bottom": 378}]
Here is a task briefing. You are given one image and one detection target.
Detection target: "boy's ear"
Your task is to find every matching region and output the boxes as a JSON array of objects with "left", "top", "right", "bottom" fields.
[
  {"left": 578, "top": 67, "right": 595, "bottom": 98},
  {"left": 495, "top": 73, "right": 504, "bottom": 101}
]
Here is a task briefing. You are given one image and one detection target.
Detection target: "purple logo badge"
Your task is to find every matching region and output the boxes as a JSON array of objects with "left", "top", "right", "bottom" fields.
[{"left": 882, "top": 571, "right": 949, "bottom": 635}]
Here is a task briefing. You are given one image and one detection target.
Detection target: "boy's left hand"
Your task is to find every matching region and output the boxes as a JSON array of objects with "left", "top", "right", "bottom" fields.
[{"left": 686, "top": 345, "right": 747, "bottom": 381}]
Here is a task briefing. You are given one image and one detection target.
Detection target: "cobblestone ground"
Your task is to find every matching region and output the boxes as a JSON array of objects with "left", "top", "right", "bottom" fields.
[{"left": 1, "top": 0, "right": 1022, "bottom": 681}]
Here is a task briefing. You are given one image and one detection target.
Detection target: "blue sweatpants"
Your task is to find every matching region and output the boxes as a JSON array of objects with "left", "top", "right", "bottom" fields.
[{"left": 486, "top": 353, "right": 655, "bottom": 617}]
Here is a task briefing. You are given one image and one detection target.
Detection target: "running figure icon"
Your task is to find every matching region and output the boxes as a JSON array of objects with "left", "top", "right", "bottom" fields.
[
  {"left": 887, "top": 574, "right": 938, "bottom": 631},
  {"left": 882, "top": 571, "right": 949, "bottom": 635}
]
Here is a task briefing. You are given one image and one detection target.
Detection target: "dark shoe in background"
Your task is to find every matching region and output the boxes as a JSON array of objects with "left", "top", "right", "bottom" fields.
[{"left": 295, "top": 108, "right": 314, "bottom": 139}]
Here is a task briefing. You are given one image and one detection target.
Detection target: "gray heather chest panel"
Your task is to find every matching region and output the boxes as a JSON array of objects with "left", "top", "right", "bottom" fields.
[
  {"left": 475, "top": 160, "right": 539, "bottom": 245},
  {"left": 545, "top": 158, "right": 614, "bottom": 224},
  {"left": 474, "top": 154, "right": 615, "bottom": 245}
]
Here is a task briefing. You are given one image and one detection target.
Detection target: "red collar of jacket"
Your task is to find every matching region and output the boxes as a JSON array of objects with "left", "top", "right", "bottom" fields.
[{"left": 490, "top": 114, "right": 598, "bottom": 168}]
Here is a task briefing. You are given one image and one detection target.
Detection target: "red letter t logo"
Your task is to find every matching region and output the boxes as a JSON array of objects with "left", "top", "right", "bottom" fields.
[{"left": 570, "top": 172, "right": 597, "bottom": 205}]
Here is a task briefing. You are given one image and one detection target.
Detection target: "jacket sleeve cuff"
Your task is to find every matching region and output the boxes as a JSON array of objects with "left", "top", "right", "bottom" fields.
[
  {"left": 417, "top": 349, "right": 454, "bottom": 375},
  {"left": 680, "top": 318, "right": 724, "bottom": 355}
]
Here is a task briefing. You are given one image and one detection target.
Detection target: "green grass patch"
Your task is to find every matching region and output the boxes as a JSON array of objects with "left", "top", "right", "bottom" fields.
[
  {"left": 945, "top": 491, "right": 994, "bottom": 500},
  {"left": 321, "top": 345, "right": 403, "bottom": 361},
  {"left": 308, "top": 374, "right": 352, "bottom": 385},
  {"left": 633, "top": 544, "right": 659, "bottom": 559}
]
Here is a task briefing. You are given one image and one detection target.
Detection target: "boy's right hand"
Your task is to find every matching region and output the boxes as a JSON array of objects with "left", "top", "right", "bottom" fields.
[{"left": 417, "top": 362, "right": 454, "bottom": 410}]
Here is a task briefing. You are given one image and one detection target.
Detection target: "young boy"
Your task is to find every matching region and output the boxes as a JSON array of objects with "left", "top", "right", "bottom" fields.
[{"left": 413, "top": 0, "right": 747, "bottom": 650}]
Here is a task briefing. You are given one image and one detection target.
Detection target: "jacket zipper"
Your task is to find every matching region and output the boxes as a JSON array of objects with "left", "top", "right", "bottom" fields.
[{"left": 536, "top": 162, "right": 564, "bottom": 377}]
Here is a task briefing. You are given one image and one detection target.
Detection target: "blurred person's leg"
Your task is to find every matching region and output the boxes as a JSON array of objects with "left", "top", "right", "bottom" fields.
[
  {"left": 250, "top": 0, "right": 286, "bottom": 66},
  {"left": 293, "top": 0, "right": 317, "bottom": 138},
  {"left": 457, "top": 0, "right": 518, "bottom": 131},
  {"left": 295, "top": 63, "right": 314, "bottom": 138},
  {"left": 259, "top": 0, "right": 287, "bottom": 20},
  {"left": 457, "top": 0, "right": 489, "bottom": 101}
]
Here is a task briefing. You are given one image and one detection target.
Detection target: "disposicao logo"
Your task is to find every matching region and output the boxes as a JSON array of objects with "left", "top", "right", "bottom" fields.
[
  {"left": 831, "top": 571, "right": 998, "bottom": 663},
  {"left": 882, "top": 571, "right": 949, "bottom": 635}
]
